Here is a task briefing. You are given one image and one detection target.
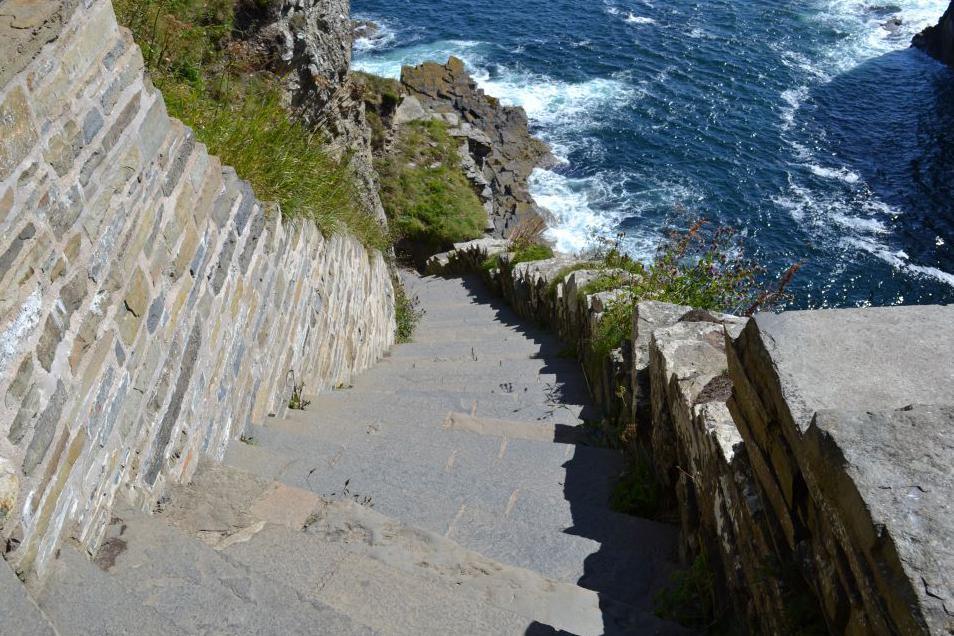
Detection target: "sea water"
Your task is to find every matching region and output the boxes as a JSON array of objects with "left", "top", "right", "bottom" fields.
[{"left": 353, "top": 0, "right": 954, "bottom": 308}]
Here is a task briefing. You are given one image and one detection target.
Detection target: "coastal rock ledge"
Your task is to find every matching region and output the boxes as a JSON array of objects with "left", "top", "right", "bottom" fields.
[{"left": 914, "top": 1, "right": 954, "bottom": 67}]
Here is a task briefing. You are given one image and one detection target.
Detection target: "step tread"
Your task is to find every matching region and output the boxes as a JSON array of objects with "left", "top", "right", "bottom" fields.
[
  {"left": 157, "top": 462, "right": 610, "bottom": 635},
  {"left": 37, "top": 507, "right": 375, "bottom": 636},
  {"left": 1, "top": 558, "right": 56, "bottom": 636}
]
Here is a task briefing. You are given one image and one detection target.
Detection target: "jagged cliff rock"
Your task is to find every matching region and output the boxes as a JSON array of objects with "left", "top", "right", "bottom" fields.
[
  {"left": 913, "top": 1, "right": 954, "bottom": 67},
  {"left": 237, "top": 0, "right": 387, "bottom": 224},
  {"left": 399, "top": 57, "right": 556, "bottom": 238}
]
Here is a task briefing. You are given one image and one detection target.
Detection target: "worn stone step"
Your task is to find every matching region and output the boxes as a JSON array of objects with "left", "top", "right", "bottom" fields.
[
  {"left": 407, "top": 322, "right": 532, "bottom": 341},
  {"left": 1, "top": 559, "right": 56, "bottom": 635},
  {"left": 229, "top": 425, "right": 618, "bottom": 528},
  {"left": 156, "top": 461, "right": 611, "bottom": 635},
  {"left": 299, "top": 387, "right": 595, "bottom": 427},
  {"left": 346, "top": 374, "right": 592, "bottom": 404},
  {"left": 370, "top": 353, "right": 585, "bottom": 379},
  {"left": 35, "top": 508, "right": 373, "bottom": 636}
]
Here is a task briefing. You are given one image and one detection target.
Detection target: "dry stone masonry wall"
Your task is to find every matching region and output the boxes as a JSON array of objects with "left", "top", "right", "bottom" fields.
[
  {"left": 428, "top": 239, "right": 954, "bottom": 635},
  {"left": 0, "top": 0, "right": 395, "bottom": 579}
]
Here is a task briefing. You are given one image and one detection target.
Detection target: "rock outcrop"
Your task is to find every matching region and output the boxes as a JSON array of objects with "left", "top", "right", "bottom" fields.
[
  {"left": 237, "top": 0, "right": 387, "bottom": 224},
  {"left": 914, "top": 1, "right": 954, "bottom": 67},
  {"left": 0, "top": 0, "right": 394, "bottom": 579},
  {"left": 398, "top": 58, "right": 556, "bottom": 237}
]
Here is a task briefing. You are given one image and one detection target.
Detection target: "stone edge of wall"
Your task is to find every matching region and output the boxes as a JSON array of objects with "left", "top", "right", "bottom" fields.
[{"left": 0, "top": 0, "right": 395, "bottom": 579}]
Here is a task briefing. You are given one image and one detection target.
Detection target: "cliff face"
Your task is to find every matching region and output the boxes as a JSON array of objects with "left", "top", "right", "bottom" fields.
[
  {"left": 913, "top": 1, "right": 954, "bottom": 67},
  {"left": 0, "top": 0, "right": 394, "bottom": 578},
  {"left": 241, "top": 0, "right": 387, "bottom": 225},
  {"left": 397, "top": 58, "right": 556, "bottom": 238}
]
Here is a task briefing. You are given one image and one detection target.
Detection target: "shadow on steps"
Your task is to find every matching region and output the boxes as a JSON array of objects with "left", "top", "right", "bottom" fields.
[{"left": 448, "top": 275, "right": 691, "bottom": 636}]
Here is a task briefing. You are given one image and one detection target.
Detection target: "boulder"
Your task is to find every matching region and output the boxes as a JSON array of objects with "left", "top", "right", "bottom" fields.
[{"left": 727, "top": 305, "right": 954, "bottom": 634}]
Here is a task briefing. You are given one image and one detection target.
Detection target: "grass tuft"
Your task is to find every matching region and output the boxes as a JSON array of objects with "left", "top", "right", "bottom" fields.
[
  {"left": 377, "top": 120, "right": 486, "bottom": 257},
  {"left": 588, "top": 221, "right": 798, "bottom": 357},
  {"left": 114, "top": 0, "right": 387, "bottom": 249},
  {"left": 654, "top": 552, "right": 718, "bottom": 629}
]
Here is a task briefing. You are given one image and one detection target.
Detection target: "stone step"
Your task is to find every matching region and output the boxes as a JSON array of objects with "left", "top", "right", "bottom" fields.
[
  {"left": 298, "top": 386, "right": 595, "bottom": 427},
  {"left": 1, "top": 558, "right": 56, "bottom": 635},
  {"left": 346, "top": 373, "right": 591, "bottom": 403},
  {"left": 35, "top": 508, "right": 372, "bottom": 636},
  {"left": 321, "top": 381, "right": 591, "bottom": 412},
  {"left": 370, "top": 353, "right": 585, "bottom": 378},
  {"left": 156, "top": 461, "right": 611, "bottom": 635}
]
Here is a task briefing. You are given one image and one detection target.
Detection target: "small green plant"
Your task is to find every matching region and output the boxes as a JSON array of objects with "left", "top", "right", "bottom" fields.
[
  {"left": 510, "top": 243, "right": 554, "bottom": 265},
  {"left": 481, "top": 253, "right": 503, "bottom": 272},
  {"left": 393, "top": 276, "right": 423, "bottom": 343},
  {"left": 546, "top": 262, "right": 595, "bottom": 299},
  {"left": 654, "top": 552, "right": 718, "bottom": 629},
  {"left": 589, "top": 220, "right": 800, "bottom": 357},
  {"left": 288, "top": 382, "right": 311, "bottom": 410},
  {"left": 610, "top": 447, "right": 661, "bottom": 516}
]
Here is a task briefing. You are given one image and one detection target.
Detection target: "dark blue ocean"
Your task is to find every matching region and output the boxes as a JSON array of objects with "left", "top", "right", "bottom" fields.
[{"left": 352, "top": 0, "right": 954, "bottom": 308}]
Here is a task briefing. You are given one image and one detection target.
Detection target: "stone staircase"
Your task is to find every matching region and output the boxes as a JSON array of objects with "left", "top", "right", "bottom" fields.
[{"left": 14, "top": 273, "right": 691, "bottom": 635}]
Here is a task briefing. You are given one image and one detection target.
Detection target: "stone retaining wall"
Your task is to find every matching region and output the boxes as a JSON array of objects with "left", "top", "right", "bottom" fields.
[
  {"left": 427, "top": 239, "right": 953, "bottom": 635},
  {"left": 0, "top": 0, "right": 395, "bottom": 578}
]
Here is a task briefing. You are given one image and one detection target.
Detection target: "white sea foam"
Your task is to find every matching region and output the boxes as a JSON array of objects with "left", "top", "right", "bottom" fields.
[
  {"left": 779, "top": 86, "right": 808, "bottom": 131},
  {"left": 351, "top": 15, "right": 397, "bottom": 53},
  {"left": 805, "top": 164, "right": 861, "bottom": 184},
  {"left": 843, "top": 237, "right": 954, "bottom": 287},
  {"left": 624, "top": 14, "right": 656, "bottom": 25},
  {"left": 351, "top": 40, "right": 486, "bottom": 78}
]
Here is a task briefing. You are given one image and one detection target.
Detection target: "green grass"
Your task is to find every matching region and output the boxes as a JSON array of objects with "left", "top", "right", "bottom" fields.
[
  {"left": 610, "top": 447, "right": 661, "bottom": 516},
  {"left": 545, "top": 262, "right": 596, "bottom": 299},
  {"left": 510, "top": 243, "right": 554, "bottom": 265},
  {"left": 114, "top": 0, "right": 387, "bottom": 249},
  {"left": 480, "top": 243, "right": 554, "bottom": 273},
  {"left": 654, "top": 552, "right": 718, "bottom": 630},
  {"left": 377, "top": 120, "right": 486, "bottom": 256},
  {"left": 587, "top": 223, "right": 798, "bottom": 357},
  {"left": 393, "top": 275, "right": 422, "bottom": 343}
]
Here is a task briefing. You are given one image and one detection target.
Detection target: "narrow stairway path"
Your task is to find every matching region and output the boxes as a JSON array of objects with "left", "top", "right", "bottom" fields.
[{"left": 30, "top": 272, "right": 689, "bottom": 635}]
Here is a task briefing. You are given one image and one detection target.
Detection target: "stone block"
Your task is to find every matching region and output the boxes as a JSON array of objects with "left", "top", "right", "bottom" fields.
[
  {"left": 0, "top": 456, "right": 18, "bottom": 531},
  {"left": 0, "top": 86, "right": 37, "bottom": 181},
  {"left": 23, "top": 381, "right": 68, "bottom": 475},
  {"left": 119, "top": 268, "right": 149, "bottom": 346},
  {"left": 802, "top": 405, "right": 954, "bottom": 635}
]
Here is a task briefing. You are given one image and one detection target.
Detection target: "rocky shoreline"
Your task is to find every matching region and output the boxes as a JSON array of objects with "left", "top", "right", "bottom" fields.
[
  {"left": 397, "top": 57, "right": 556, "bottom": 238},
  {"left": 913, "top": 1, "right": 954, "bottom": 67}
]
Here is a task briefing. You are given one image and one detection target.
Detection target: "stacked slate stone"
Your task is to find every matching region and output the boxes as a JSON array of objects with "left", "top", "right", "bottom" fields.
[
  {"left": 0, "top": 0, "right": 395, "bottom": 580},
  {"left": 728, "top": 307, "right": 954, "bottom": 634},
  {"left": 428, "top": 239, "right": 954, "bottom": 634}
]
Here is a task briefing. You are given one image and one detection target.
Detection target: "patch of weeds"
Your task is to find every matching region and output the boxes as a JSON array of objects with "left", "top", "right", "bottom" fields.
[
  {"left": 377, "top": 119, "right": 486, "bottom": 257},
  {"left": 610, "top": 447, "right": 661, "bottom": 517},
  {"left": 394, "top": 275, "right": 423, "bottom": 342},
  {"left": 327, "top": 479, "right": 374, "bottom": 508},
  {"left": 510, "top": 243, "right": 554, "bottom": 266},
  {"left": 481, "top": 253, "right": 503, "bottom": 272},
  {"left": 546, "top": 262, "right": 595, "bottom": 299},
  {"left": 654, "top": 551, "right": 718, "bottom": 630},
  {"left": 288, "top": 382, "right": 311, "bottom": 410},
  {"left": 239, "top": 434, "right": 256, "bottom": 445},
  {"left": 589, "top": 220, "right": 800, "bottom": 357}
]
